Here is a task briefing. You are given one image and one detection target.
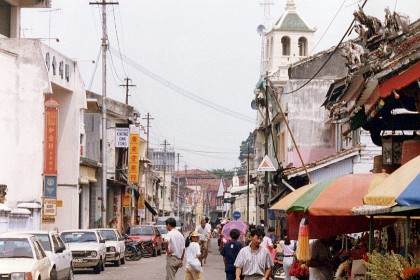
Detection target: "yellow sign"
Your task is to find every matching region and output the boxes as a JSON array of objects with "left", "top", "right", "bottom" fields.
[
  {"left": 42, "top": 215, "right": 56, "bottom": 224},
  {"left": 57, "top": 200, "right": 63, "bottom": 207},
  {"left": 122, "top": 194, "right": 131, "bottom": 208},
  {"left": 138, "top": 193, "right": 145, "bottom": 209},
  {"left": 128, "top": 133, "right": 139, "bottom": 183}
]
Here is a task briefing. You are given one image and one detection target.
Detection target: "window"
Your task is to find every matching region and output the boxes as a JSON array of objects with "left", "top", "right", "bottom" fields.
[
  {"left": 281, "top": 36, "right": 290, "bottom": 56},
  {"left": 298, "top": 37, "right": 308, "bottom": 56}
]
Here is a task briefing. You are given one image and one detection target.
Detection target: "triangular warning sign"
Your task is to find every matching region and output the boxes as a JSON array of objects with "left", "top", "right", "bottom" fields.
[{"left": 258, "top": 155, "right": 276, "bottom": 172}]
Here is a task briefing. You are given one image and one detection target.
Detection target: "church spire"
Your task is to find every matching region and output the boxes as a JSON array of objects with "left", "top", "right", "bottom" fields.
[{"left": 286, "top": 0, "right": 296, "bottom": 11}]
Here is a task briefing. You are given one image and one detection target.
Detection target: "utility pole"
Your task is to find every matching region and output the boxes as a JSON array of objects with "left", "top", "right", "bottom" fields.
[
  {"left": 264, "top": 74, "right": 269, "bottom": 227},
  {"left": 90, "top": 0, "right": 118, "bottom": 228},
  {"left": 247, "top": 143, "right": 250, "bottom": 224},
  {"left": 176, "top": 153, "right": 182, "bottom": 217},
  {"left": 161, "top": 140, "right": 169, "bottom": 217},
  {"left": 142, "top": 113, "right": 153, "bottom": 222},
  {"left": 119, "top": 78, "right": 136, "bottom": 105}
]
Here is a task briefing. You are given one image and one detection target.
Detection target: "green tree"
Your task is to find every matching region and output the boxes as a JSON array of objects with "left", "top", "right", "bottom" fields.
[
  {"left": 238, "top": 132, "right": 254, "bottom": 165},
  {"left": 208, "top": 168, "right": 234, "bottom": 178}
]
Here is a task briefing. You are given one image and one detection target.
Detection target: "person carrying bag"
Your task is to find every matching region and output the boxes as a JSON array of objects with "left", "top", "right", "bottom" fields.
[{"left": 185, "top": 231, "right": 204, "bottom": 280}]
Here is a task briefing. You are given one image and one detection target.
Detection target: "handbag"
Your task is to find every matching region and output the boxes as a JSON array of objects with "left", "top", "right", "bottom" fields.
[{"left": 189, "top": 258, "right": 201, "bottom": 272}]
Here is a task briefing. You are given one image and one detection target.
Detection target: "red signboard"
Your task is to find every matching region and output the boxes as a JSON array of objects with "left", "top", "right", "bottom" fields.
[{"left": 44, "top": 98, "right": 59, "bottom": 175}]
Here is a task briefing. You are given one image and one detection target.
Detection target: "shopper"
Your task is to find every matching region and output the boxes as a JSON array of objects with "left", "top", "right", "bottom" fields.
[
  {"left": 279, "top": 231, "right": 297, "bottom": 280},
  {"left": 185, "top": 231, "right": 204, "bottom": 280},
  {"left": 221, "top": 229, "right": 243, "bottom": 280}
]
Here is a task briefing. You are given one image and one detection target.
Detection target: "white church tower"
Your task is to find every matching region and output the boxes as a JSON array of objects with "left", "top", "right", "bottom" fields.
[{"left": 264, "top": 0, "right": 316, "bottom": 82}]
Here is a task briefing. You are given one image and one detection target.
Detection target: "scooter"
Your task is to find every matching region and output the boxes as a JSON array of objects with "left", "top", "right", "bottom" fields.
[
  {"left": 124, "top": 234, "right": 143, "bottom": 261},
  {"left": 271, "top": 252, "right": 285, "bottom": 279}
]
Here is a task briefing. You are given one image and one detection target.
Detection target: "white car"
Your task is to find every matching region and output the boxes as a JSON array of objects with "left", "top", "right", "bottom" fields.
[
  {"left": 95, "top": 228, "right": 125, "bottom": 266},
  {"left": 0, "top": 233, "right": 51, "bottom": 280},
  {"left": 27, "top": 231, "right": 73, "bottom": 280},
  {"left": 155, "top": 226, "right": 168, "bottom": 252},
  {"left": 60, "top": 230, "right": 106, "bottom": 274}
]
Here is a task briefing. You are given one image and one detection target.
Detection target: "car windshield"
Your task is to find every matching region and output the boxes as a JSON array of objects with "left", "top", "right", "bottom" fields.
[
  {"left": 128, "top": 226, "right": 153, "bottom": 235},
  {"left": 33, "top": 234, "right": 52, "bottom": 251},
  {"left": 60, "top": 232, "right": 98, "bottom": 243},
  {"left": 98, "top": 230, "right": 117, "bottom": 241},
  {"left": 0, "top": 238, "right": 33, "bottom": 259},
  {"left": 157, "top": 227, "right": 168, "bottom": 234}
]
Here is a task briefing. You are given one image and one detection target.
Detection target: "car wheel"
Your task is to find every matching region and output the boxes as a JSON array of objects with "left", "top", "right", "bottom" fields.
[
  {"left": 67, "top": 267, "right": 74, "bottom": 280},
  {"left": 114, "top": 254, "right": 121, "bottom": 267},
  {"left": 272, "top": 264, "right": 285, "bottom": 279},
  {"left": 120, "top": 254, "right": 126, "bottom": 265},
  {"left": 50, "top": 268, "right": 57, "bottom": 280},
  {"left": 93, "top": 259, "right": 102, "bottom": 274}
]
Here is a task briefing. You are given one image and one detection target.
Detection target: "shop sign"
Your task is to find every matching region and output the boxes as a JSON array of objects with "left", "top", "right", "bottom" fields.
[
  {"left": 42, "top": 215, "right": 56, "bottom": 224},
  {"left": 137, "top": 209, "right": 145, "bottom": 218},
  {"left": 44, "top": 175, "right": 57, "bottom": 197},
  {"left": 43, "top": 198, "right": 57, "bottom": 216},
  {"left": 122, "top": 194, "right": 131, "bottom": 208},
  {"left": 128, "top": 133, "right": 139, "bottom": 183},
  {"left": 138, "top": 193, "right": 145, "bottom": 209},
  {"left": 115, "top": 128, "right": 129, "bottom": 148},
  {"left": 44, "top": 98, "right": 59, "bottom": 175}
]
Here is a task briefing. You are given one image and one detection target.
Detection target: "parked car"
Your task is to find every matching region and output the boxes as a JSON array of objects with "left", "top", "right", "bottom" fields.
[
  {"left": 27, "top": 230, "right": 73, "bottom": 280},
  {"left": 124, "top": 225, "right": 163, "bottom": 257},
  {"left": 60, "top": 230, "right": 106, "bottom": 274},
  {"left": 155, "top": 225, "right": 168, "bottom": 253},
  {"left": 0, "top": 233, "right": 51, "bottom": 280},
  {"left": 155, "top": 216, "right": 182, "bottom": 233},
  {"left": 95, "top": 228, "right": 125, "bottom": 266}
]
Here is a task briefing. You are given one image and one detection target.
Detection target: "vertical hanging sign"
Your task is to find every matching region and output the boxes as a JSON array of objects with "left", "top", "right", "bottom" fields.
[
  {"left": 128, "top": 125, "right": 140, "bottom": 184},
  {"left": 43, "top": 97, "right": 59, "bottom": 224}
]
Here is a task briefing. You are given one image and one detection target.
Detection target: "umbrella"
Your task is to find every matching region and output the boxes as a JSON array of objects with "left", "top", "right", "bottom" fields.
[
  {"left": 269, "top": 183, "right": 315, "bottom": 215},
  {"left": 285, "top": 173, "right": 392, "bottom": 239},
  {"left": 296, "top": 218, "right": 310, "bottom": 261},
  {"left": 363, "top": 155, "right": 420, "bottom": 207},
  {"left": 221, "top": 220, "right": 247, "bottom": 241}
]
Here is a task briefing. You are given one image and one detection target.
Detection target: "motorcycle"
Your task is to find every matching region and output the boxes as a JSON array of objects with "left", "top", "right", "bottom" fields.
[
  {"left": 271, "top": 252, "right": 285, "bottom": 279},
  {"left": 124, "top": 234, "right": 142, "bottom": 261},
  {"left": 139, "top": 239, "right": 154, "bottom": 258}
]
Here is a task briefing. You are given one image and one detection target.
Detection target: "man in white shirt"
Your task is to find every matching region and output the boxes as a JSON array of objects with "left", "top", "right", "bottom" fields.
[
  {"left": 196, "top": 219, "right": 210, "bottom": 264},
  {"left": 164, "top": 217, "right": 185, "bottom": 280}
]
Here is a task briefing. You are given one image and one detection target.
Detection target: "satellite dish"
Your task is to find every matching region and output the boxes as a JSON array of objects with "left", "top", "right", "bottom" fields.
[
  {"left": 257, "top": 25, "right": 266, "bottom": 35},
  {"left": 251, "top": 100, "right": 257, "bottom": 110}
]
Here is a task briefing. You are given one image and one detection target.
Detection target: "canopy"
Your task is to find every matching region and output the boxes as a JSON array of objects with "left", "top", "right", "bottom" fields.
[
  {"left": 363, "top": 156, "right": 420, "bottom": 207},
  {"left": 284, "top": 173, "right": 392, "bottom": 239},
  {"left": 269, "top": 184, "right": 315, "bottom": 216}
]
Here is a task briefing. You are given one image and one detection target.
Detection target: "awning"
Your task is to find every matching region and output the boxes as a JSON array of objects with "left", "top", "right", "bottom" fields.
[{"left": 145, "top": 201, "right": 157, "bottom": 216}]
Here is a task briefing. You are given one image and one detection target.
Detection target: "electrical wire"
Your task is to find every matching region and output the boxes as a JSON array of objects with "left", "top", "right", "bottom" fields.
[
  {"left": 109, "top": 47, "right": 255, "bottom": 123},
  {"left": 280, "top": 0, "right": 368, "bottom": 95},
  {"left": 87, "top": 46, "right": 102, "bottom": 92},
  {"left": 111, "top": 6, "right": 128, "bottom": 77}
]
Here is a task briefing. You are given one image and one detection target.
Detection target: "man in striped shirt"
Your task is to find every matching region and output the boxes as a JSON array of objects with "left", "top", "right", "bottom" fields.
[{"left": 234, "top": 228, "right": 273, "bottom": 280}]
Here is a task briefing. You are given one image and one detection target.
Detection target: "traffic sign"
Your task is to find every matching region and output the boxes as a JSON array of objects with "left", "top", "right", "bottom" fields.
[
  {"left": 233, "top": 211, "right": 241, "bottom": 220},
  {"left": 257, "top": 155, "right": 276, "bottom": 172}
]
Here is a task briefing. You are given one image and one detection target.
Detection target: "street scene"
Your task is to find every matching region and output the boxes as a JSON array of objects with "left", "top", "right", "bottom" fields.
[{"left": 1, "top": 0, "right": 420, "bottom": 279}]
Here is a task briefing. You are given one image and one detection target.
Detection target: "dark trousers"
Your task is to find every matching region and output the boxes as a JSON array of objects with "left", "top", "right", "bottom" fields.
[{"left": 226, "top": 272, "right": 235, "bottom": 280}]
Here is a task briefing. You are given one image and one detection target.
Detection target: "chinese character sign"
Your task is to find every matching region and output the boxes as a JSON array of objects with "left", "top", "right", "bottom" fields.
[
  {"left": 44, "top": 98, "right": 59, "bottom": 175},
  {"left": 128, "top": 133, "right": 139, "bottom": 183}
]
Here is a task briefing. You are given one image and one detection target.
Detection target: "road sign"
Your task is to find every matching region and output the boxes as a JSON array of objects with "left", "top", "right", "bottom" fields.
[
  {"left": 257, "top": 155, "right": 276, "bottom": 172},
  {"left": 233, "top": 211, "right": 241, "bottom": 220}
]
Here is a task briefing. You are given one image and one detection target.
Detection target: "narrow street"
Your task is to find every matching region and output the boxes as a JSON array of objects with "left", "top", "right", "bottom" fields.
[{"left": 74, "top": 238, "right": 225, "bottom": 280}]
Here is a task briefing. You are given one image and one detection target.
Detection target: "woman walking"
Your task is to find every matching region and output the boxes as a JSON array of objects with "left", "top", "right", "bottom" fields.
[
  {"left": 185, "top": 231, "right": 204, "bottom": 280},
  {"left": 279, "top": 230, "right": 296, "bottom": 280}
]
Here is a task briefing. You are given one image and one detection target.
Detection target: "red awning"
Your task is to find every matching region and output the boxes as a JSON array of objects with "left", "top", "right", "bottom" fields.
[{"left": 379, "top": 63, "right": 420, "bottom": 98}]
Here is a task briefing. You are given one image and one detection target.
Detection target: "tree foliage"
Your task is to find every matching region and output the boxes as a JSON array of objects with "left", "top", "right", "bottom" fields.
[
  {"left": 238, "top": 132, "right": 254, "bottom": 165},
  {"left": 208, "top": 168, "right": 234, "bottom": 178}
]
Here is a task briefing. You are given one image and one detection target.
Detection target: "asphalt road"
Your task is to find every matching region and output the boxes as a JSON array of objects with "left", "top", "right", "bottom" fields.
[{"left": 74, "top": 237, "right": 225, "bottom": 280}]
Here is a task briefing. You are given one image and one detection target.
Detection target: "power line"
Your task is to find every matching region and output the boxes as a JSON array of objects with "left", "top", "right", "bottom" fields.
[
  {"left": 109, "top": 47, "right": 255, "bottom": 123},
  {"left": 280, "top": 0, "right": 368, "bottom": 95}
]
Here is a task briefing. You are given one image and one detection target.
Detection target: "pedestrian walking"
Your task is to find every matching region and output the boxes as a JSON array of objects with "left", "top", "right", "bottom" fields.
[
  {"left": 278, "top": 230, "right": 297, "bottom": 280},
  {"left": 234, "top": 228, "right": 273, "bottom": 280},
  {"left": 164, "top": 217, "right": 185, "bottom": 280},
  {"left": 245, "top": 224, "right": 256, "bottom": 246},
  {"left": 221, "top": 229, "right": 243, "bottom": 280},
  {"left": 185, "top": 231, "right": 204, "bottom": 280},
  {"left": 196, "top": 219, "right": 210, "bottom": 264}
]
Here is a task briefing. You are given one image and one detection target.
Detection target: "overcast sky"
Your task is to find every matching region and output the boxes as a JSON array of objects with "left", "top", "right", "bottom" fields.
[{"left": 21, "top": 0, "right": 420, "bottom": 171}]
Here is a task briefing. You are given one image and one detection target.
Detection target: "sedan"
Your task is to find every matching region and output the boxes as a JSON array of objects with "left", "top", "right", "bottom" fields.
[
  {"left": 124, "top": 225, "right": 163, "bottom": 257},
  {"left": 0, "top": 233, "right": 51, "bottom": 280},
  {"left": 95, "top": 228, "right": 125, "bottom": 266},
  {"left": 27, "top": 230, "right": 73, "bottom": 280}
]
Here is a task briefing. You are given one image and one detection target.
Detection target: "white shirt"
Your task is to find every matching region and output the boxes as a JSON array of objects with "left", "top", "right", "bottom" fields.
[
  {"left": 260, "top": 236, "right": 273, "bottom": 250},
  {"left": 196, "top": 225, "right": 210, "bottom": 241},
  {"left": 234, "top": 245, "right": 273, "bottom": 276},
  {"left": 279, "top": 240, "right": 296, "bottom": 256},
  {"left": 185, "top": 242, "right": 201, "bottom": 268},
  {"left": 166, "top": 228, "right": 185, "bottom": 259}
]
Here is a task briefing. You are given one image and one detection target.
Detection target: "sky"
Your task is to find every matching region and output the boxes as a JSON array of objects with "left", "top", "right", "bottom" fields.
[{"left": 20, "top": 0, "right": 420, "bottom": 171}]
